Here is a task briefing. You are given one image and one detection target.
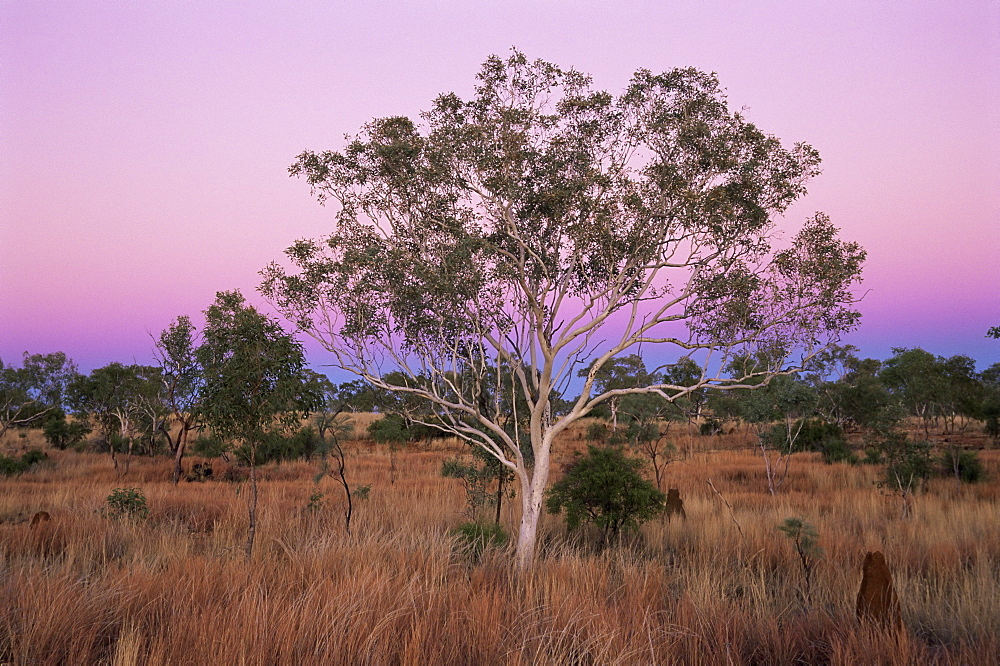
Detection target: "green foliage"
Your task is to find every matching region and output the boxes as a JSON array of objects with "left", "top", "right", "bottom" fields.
[
  {"left": 449, "top": 521, "right": 508, "bottom": 559},
  {"left": 765, "top": 418, "right": 854, "bottom": 463},
  {"left": 778, "top": 517, "right": 823, "bottom": 603},
  {"left": 190, "top": 434, "right": 229, "bottom": 459},
  {"left": 819, "top": 437, "right": 858, "bottom": 464},
  {"left": 196, "top": 290, "right": 317, "bottom": 464},
  {"left": 367, "top": 414, "right": 411, "bottom": 445},
  {"left": 876, "top": 432, "right": 934, "bottom": 493},
  {"left": 0, "top": 352, "right": 79, "bottom": 435},
  {"left": 101, "top": 487, "right": 150, "bottom": 521},
  {"left": 41, "top": 409, "right": 91, "bottom": 450},
  {"left": 0, "top": 449, "right": 48, "bottom": 476},
  {"left": 546, "top": 445, "right": 665, "bottom": 540},
  {"left": 939, "top": 448, "right": 985, "bottom": 484},
  {"left": 305, "top": 489, "right": 325, "bottom": 512},
  {"left": 699, "top": 418, "right": 722, "bottom": 436},
  {"left": 351, "top": 484, "right": 371, "bottom": 500},
  {"left": 585, "top": 421, "right": 608, "bottom": 443},
  {"left": 442, "top": 449, "right": 514, "bottom": 522}
]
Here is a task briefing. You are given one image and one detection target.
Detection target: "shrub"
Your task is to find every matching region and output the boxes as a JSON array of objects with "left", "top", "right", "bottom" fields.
[
  {"left": 0, "top": 453, "right": 23, "bottom": 476},
  {"left": 939, "top": 448, "right": 985, "bottom": 483},
  {"left": 585, "top": 422, "right": 609, "bottom": 443},
  {"left": 546, "top": 445, "right": 665, "bottom": 541},
  {"left": 778, "top": 517, "right": 823, "bottom": 604},
  {"left": 191, "top": 434, "right": 229, "bottom": 459},
  {"left": 41, "top": 410, "right": 91, "bottom": 449},
  {"left": 352, "top": 484, "right": 371, "bottom": 500},
  {"left": 450, "top": 521, "right": 508, "bottom": 559},
  {"left": 101, "top": 487, "right": 150, "bottom": 521},
  {"left": 880, "top": 434, "right": 934, "bottom": 491},
  {"left": 0, "top": 449, "right": 48, "bottom": 476},
  {"left": 820, "top": 437, "right": 858, "bottom": 465},
  {"left": 766, "top": 418, "right": 845, "bottom": 454},
  {"left": 699, "top": 418, "right": 722, "bottom": 436},
  {"left": 20, "top": 449, "right": 47, "bottom": 467}
]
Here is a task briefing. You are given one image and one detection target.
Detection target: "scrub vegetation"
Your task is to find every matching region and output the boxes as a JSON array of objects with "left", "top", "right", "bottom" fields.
[{"left": 1, "top": 416, "right": 997, "bottom": 664}]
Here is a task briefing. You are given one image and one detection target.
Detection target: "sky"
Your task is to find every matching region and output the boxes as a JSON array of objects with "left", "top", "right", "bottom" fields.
[{"left": 2, "top": 1, "right": 998, "bottom": 376}]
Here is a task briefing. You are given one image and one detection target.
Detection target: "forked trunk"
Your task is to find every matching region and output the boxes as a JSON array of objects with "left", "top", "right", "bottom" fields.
[{"left": 172, "top": 427, "right": 189, "bottom": 485}]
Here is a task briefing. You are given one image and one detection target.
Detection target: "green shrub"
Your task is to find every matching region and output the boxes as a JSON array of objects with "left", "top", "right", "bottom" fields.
[
  {"left": 20, "top": 449, "right": 47, "bottom": 467},
  {"left": 699, "top": 418, "right": 722, "bottom": 436},
  {"left": 861, "top": 446, "right": 882, "bottom": 465},
  {"left": 450, "top": 521, "right": 508, "bottom": 559},
  {"left": 546, "top": 445, "right": 665, "bottom": 540},
  {"left": 42, "top": 410, "right": 91, "bottom": 449},
  {"left": 878, "top": 433, "right": 933, "bottom": 491},
  {"left": 0, "top": 453, "right": 23, "bottom": 476},
  {"left": 585, "top": 422, "right": 609, "bottom": 443},
  {"left": 767, "top": 418, "right": 844, "bottom": 454},
  {"left": 819, "top": 437, "right": 858, "bottom": 464},
  {"left": 0, "top": 449, "right": 48, "bottom": 476},
  {"left": 101, "top": 487, "right": 150, "bottom": 521},
  {"left": 352, "top": 484, "right": 371, "bottom": 500},
  {"left": 939, "top": 448, "right": 985, "bottom": 483},
  {"left": 191, "top": 434, "right": 229, "bottom": 459}
]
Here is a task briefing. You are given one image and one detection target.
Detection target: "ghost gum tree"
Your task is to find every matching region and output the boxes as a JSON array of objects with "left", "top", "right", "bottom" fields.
[{"left": 261, "top": 50, "right": 866, "bottom": 570}]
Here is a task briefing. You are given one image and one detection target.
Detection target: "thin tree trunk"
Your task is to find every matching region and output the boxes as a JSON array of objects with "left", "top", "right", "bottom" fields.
[
  {"left": 245, "top": 450, "right": 258, "bottom": 561},
  {"left": 172, "top": 425, "right": 189, "bottom": 485},
  {"left": 494, "top": 474, "right": 504, "bottom": 525}
]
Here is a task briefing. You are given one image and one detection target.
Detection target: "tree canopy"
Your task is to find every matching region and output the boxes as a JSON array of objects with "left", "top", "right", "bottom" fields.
[{"left": 261, "top": 50, "right": 866, "bottom": 569}]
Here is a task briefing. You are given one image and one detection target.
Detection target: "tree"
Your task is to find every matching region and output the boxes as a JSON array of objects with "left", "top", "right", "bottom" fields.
[
  {"left": 69, "top": 363, "right": 162, "bottom": 474},
  {"left": 726, "top": 354, "right": 818, "bottom": 495},
  {"left": 154, "top": 316, "right": 204, "bottom": 484},
  {"left": 614, "top": 389, "right": 682, "bottom": 491},
  {"left": 879, "top": 347, "right": 946, "bottom": 436},
  {"left": 305, "top": 373, "right": 360, "bottom": 534},
  {"left": 577, "top": 354, "right": 652, "bottom": 431},
  {"left": 546, "top": 445, "right": 665, "bottom": 543},
  {"left": 261, "top": 50, "right": 866, "bottom": 569},
  {"left": 195, "top": 291, "right": 317, "bottom": 560},
  {"left": 0, "top": 352, "right": 79, "bottom": 440}
]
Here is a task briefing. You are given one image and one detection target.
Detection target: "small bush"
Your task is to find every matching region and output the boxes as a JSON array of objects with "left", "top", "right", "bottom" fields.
[
  {"left": 42, "top": 410, "right": 91, "bottom": 449},
  {"left": 767, "top": 418, "right": 844, "bottom": 454},
  {"left": 700, "top": 418, "right": 722, "bottom": 436},
  {"left": 585, "top": 422, "right": 609, "bottom": 443},
  {"left": 351, "top": 484, "right": 371, "bottom": 500},
  {"left": 305, "top": 489, "right": 325, "bottom": 512},
  {"left": 100, "top": 487, "right": 150, "bottom": 521},
  {"left": 862, "top": 446, "right": 882, "bottom": 465},
  {"left": 0, "top": 449, "right": 48, "bottom": 476},
  {"left": 450, "top": 521, "right": 508, "bottom": 559},
  {"left": 820, "top": 438, "right": 858, "bottom": 464},
  {"left": 546, "top": 445, "right": 665, "bottom": 541},
  {"left": 0, "top": 453, "right": 23, "bottom": 476},
  {"left": 939, "top": 448, "right": 985, "bottom": 483},
  {"left": 191, "top": 434, "right": 229, "bottom": 459},
  {"left": 877, "top": 433, "right": 933, "bottom": 492}
]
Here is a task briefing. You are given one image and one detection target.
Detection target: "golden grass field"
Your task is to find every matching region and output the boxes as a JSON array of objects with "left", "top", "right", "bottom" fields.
[{"left": 1, "top": 419, "right": 998, "bottom": 665}]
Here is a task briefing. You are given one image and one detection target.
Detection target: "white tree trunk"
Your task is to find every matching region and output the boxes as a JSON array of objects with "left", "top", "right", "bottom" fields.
[{"left": 514, "top": 439, "right": 552, "bottom": 571}]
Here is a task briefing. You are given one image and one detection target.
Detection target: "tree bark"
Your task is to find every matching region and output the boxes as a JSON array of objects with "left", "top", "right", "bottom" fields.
[{"left": 245, "top": 452, "right": 258, "bottom": 561}]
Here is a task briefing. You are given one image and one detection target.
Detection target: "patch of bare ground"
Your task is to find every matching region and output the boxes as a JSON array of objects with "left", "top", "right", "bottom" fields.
[{"left": 0, "top": 419, "right": 997, "bottom": 664}]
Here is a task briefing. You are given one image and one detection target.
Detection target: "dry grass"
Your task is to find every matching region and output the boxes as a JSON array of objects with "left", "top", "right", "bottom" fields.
[{"left": 1, "top": 419, "right": 997, "bottom": 665}]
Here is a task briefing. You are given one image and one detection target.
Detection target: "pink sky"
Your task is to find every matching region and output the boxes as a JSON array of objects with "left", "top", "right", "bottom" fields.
[{"left": 2, "top": 1, "right": 998, "bottom": 374}]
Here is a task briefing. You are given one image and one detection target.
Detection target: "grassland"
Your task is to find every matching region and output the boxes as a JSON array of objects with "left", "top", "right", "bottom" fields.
[{"left": 1, "top": 421, "right": 997, "bottom": 664}]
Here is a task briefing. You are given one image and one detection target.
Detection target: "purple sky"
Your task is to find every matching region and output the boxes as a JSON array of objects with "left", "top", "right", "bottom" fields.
[{"left": 2, "top": 1, "right": 998, "bottom": 375}]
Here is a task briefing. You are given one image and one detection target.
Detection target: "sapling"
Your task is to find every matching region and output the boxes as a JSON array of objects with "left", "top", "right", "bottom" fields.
[{"left": 778, "top": 517, "right": 823, "bottom": 605}]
